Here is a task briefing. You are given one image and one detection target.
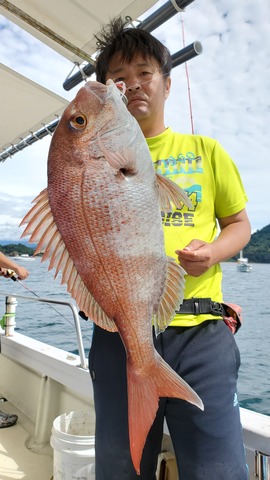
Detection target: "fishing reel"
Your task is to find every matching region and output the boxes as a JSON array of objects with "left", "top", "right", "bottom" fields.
[{"left": 6, "top": 269, "right": 17, "bottom": 281}]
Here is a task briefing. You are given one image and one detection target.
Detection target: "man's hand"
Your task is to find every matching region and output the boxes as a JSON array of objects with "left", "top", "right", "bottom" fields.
[
  {"left": 176, "top": 240, "right": 213, "bottom": 277},
  {"left": 176, "top": 209, "right": 251, "bottom": 277}
]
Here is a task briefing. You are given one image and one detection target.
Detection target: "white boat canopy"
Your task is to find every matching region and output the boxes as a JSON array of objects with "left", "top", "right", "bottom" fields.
[
  {"left": 0, "top": 0, "right": 158, "bottom": 63},
  {"left": 0, "top": 63, "right": 69, "bottom": 157},
  {"left": 0, "top": 0, "right": 199, "bottom": 161},
  {"left": 0, "top": 0, "right": 157, "bottom": 161}
]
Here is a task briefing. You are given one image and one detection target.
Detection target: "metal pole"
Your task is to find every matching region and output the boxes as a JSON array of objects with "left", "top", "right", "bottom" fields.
[
  {"left": 0, "top": 118, "right": 59, "bottom": 163},
  {"left": 172, "top": 41, "right": 202, "bottom": 67},
  {"left": 62, "top": 42, "right": 202, "bottom": 92},
  {"left": 63, "top": 64, "right": 95, "bottom": 92},
  {"left": 4, "top": 296, "right": 17, "bottom": 336},
  {"left": 256, "top": 451, "right": 270, "bottom": 480},
  {"left": 137, "top": 0, "right": 195, "bottom": 33},
  {"left": 0, "top": 292, "right": 87, "bottom": 369}
]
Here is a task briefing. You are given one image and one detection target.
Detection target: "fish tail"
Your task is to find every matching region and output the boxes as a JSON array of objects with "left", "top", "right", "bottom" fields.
[{"left": 127, "top": 355, "right": 204, "bottom": 474}]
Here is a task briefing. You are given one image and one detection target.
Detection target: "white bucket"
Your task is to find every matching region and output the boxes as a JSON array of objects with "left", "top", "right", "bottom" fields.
[{"left": 50, "top": 410, "right": 95, "bottom": 480}]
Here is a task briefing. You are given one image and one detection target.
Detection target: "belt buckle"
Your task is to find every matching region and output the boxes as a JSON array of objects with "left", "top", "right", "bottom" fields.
[{"left": 211, "top": 302, "right": 224, "bottom": 316}]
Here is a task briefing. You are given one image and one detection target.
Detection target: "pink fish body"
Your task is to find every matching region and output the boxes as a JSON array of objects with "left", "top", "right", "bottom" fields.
[{"left": 21, "top": 80, "right": 203, "bottom": 474}]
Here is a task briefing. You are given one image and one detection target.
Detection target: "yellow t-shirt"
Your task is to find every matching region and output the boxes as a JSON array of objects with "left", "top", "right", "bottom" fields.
[{"left": 146, "top": 128, "right": 248, "bottom": 327}]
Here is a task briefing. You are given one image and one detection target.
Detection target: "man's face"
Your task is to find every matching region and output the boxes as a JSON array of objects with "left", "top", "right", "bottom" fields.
[{"left": 105, "top": 52, "right": 171, "bottom": 126}]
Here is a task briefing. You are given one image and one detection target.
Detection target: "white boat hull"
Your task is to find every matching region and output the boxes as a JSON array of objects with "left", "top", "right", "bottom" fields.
[
  {"left": 237, "top": 251, "right": 252, "bottom": 272},
  {"left": 12, "top": 255, "right": 35, "bottom": 261},
  {"left": 0, "top": 332, "right": 93, "bottom": 480},
  {"left": 1, "top": 329, "right": 270, "bottom": 480},
  {"left": 237, "top": 264, "right": 253, "bottom": 272}
]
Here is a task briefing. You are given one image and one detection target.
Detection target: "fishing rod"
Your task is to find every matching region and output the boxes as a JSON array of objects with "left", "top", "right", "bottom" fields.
[{"left": 6, "top": 269, "right": 92, "bottom": 343}]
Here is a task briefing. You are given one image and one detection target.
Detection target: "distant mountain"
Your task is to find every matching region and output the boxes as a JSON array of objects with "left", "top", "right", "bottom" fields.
[
  {"left": 0, "top": 240, "right": 36, "bottom": 248},
  {"left": 0, "top": 242, "right": 36, "bottom": 256},
  {"left": 232, "top": 224, "right": 270, "bottom": 263},
  {"left": 244, "top": 224, "right": 270, "bottom": 263},
  {"left": 1, "top": 224, "right": 270, "bottom": 263}
]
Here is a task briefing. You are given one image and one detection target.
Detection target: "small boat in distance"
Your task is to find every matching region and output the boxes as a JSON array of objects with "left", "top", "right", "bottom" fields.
[
  {"left": 12, "top": 254, "right": 35, "bottom": 262},
  {"left": 237, "top": 250, "right": 252, "bottom": 272}
]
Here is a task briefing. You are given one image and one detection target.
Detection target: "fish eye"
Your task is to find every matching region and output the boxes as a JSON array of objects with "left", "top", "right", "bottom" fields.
[{"left": 69, "top": 113, "right": 87, "bottom": 130}]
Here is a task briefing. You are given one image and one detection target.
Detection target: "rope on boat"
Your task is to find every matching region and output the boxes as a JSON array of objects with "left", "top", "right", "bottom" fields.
[{"left": 180, "top": 13, "right": 195, "bottom": 134}]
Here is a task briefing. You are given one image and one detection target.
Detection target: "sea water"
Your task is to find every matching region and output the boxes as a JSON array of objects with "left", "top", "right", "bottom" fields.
[{"left": 0, "top": 258, "right": 269, "bottom": 416}]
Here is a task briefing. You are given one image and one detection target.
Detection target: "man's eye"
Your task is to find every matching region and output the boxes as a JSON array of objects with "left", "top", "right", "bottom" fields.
[
  {"left": 142, "top": 71, "right": 153, "bottom": 76},
  {"left": 113, "top": 76, "right": 125, "bottom": 83}
]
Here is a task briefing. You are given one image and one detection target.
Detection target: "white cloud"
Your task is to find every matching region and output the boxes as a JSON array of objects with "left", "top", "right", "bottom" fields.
[
  {"left": 0, "top": 192, "right": 33, "bottom": 240},
  {"left": 155, "top": 1, "right": 270, "bottom": 232},
  {"left": 0, "top": 0, "right": 270, "bottom": 239}
]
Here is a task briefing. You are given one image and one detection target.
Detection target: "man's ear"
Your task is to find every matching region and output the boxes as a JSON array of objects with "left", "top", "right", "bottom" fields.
[{"left": 165, "top": 76, "right": 171, "bottom": 99}]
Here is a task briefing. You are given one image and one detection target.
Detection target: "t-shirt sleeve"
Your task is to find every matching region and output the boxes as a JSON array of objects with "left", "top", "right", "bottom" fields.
[{"left": 212, "top": 140, "right": 248, "bottom": 218}]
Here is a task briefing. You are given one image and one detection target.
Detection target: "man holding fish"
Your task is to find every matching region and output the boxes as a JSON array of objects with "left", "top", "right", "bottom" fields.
[
  {"left": 88, "top": 17, "right": 251, "bottom": 480},
  {"left": 20, "top": 15, "right": 250, "bottom": 480}
]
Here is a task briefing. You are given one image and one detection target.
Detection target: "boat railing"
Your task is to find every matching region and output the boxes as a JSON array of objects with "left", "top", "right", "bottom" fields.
[{"left": 0, "top": 292, "right": 87, "bottom": 369}]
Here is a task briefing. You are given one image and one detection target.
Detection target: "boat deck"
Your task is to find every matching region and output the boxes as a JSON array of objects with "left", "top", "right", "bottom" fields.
[
  {"left": 1, "top": 333, "right": 270, "bottom": 480},
  {"left": 0, "top": 399, "right": 53, "bottom": 480},
  {"left": 2, "top": 395, "right": 270, "bottom": 480},
  {"left": 0, "top": 332, "right": 93, "bottom": 480}
]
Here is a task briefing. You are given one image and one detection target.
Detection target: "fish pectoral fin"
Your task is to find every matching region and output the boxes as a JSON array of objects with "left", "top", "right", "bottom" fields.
[
  {"left": 97, "top": 132, "right": 137, "bottom": 175},
  {"left": 156, "top": 173, "right": 192, "bottom": 211},
  {"left": 20, "top": 188, "right": 118, "bottom": 333},
  {"left": 155, "top": 257, "right": 186, "bottom": 334}
]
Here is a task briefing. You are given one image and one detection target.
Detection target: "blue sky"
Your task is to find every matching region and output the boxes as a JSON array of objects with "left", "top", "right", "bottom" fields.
[{"left": 0, "top": 0, "right": 269, "bottom": 240}]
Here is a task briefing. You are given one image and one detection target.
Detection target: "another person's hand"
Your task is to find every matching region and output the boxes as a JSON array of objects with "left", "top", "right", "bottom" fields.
[
  {"left": 0, "top": 268, "right": 8, "bottom": 277},
  {"left": 0, "top": 266, "right": 29, "bottom": 280},
  {"left": 13, "top": 265, "right": 30, "bottom": 280}
]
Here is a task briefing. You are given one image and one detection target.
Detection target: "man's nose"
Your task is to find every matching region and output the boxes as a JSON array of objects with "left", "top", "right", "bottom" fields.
[{"left": 127, "top": 82, "right": 141, "bottom": 92}]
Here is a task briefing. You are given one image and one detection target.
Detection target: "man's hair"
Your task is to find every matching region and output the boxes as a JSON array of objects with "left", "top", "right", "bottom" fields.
[{"left": 94, "top": 17, "right": 172, "bottom": 84}]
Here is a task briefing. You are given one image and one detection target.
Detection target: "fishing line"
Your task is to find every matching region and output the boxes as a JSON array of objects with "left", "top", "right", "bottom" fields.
[
  {"left": 180, "top": 13, "right": 195, "bottom": 134},
  {"left": 113, "top": 70, "right": 171, "bottom": 104},
  {"left": 7, "top": 270, "right": 92, "bottom": 343}
]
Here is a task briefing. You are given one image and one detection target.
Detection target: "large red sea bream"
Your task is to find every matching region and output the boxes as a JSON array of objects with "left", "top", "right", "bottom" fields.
[{"left": 20, "top": 80, "right": 203, "bottom": 474}]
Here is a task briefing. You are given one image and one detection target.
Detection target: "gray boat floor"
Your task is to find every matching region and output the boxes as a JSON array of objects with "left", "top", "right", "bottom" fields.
[{"left": 0, "top": 399, "right": 53, "bottom": 480}]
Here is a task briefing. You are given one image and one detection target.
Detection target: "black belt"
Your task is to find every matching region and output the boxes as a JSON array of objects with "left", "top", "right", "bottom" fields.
[{"left": 175, "top": 298, "right": 225, "bottom": 316}]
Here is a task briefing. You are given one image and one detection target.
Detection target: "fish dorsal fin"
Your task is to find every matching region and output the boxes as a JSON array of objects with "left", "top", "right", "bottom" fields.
[
  {"left": 20, "top": 189, "right": 117, "bottom": 333},
  {"left": 156, "top": 173, "right": 192, "bottom": 211},
  {"left": 154, "top": 257, "right": 186, "bottom": 335}
]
